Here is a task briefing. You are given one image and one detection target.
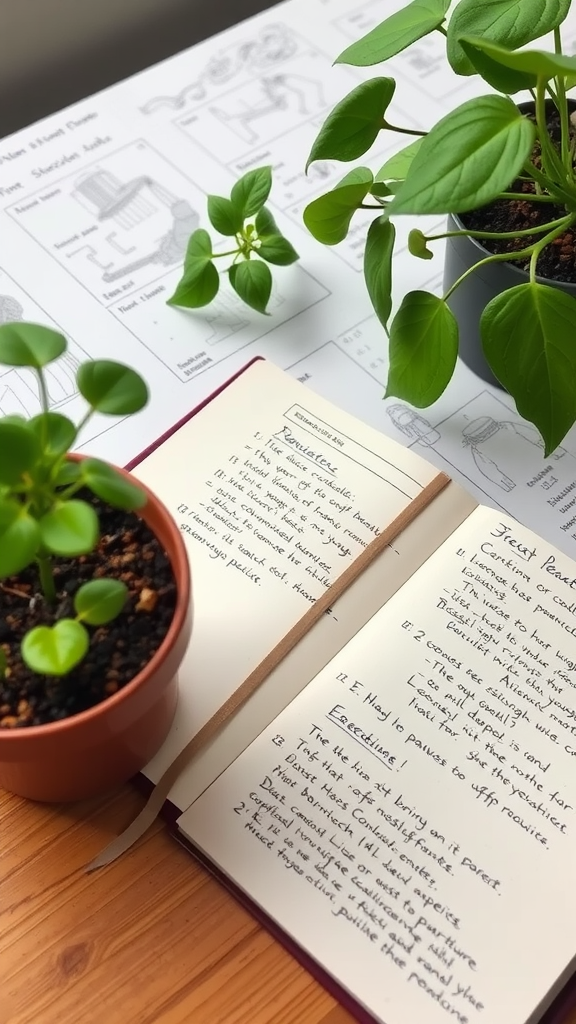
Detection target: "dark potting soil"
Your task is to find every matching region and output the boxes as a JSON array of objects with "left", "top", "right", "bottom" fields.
[
  {"left": 460, "top": 109, "right": 576, "bottom": 284},
  {"left": 0, "top": 497, "right": 177, "bottom": 728}
]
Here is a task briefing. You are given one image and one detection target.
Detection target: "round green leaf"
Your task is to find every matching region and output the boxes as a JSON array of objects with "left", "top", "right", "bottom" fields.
[
  {"left": 231, "top": 166, "right": 272, "bottom": 219},
  {"left": 0, "top": 500, "right": 41, "bottom": 577},
  {"left": 76, "top": 361, "right": 149, "bottom": 415},
  {"left": 364, "top": 216, "right": 395, "bottom": 329},
  {"left": 408, "top": 229, "right": 434, "bottom": 260},
  {"left": 459, "top": 36, "right": 576, "bottom": 80},
  {"left": 81, "top": 458, "right": 147, "bottom": 510},
  {"left": 481, "top": 283, "right": 576, "bottom": 455},
  {"left": 74, "top": 578, "right": 128, "bottom": 625},
  {"left": 39, "top": 499, "right": 99, "bottom": 556},
  {"left": 167, "top": 261, "right": 220, "bottom": 308},
  {"left": 21, "top": 619, "right": 89, "bottom": 676},
  {"left": 447, "top": 0, "right": 571, "bottom": 76},
  {"left": 0, "top": 420, "right": 40, "bottom": 485},
  {"left": 29, "top": 412, "right": 76, "bottom": 456},
  {"left": 389, "top": 95, "right": 536, "bottom": 215},
  {"left": 386, "top": 291, "right": 458, "bottom": 406},
  {"left": 336, "top": 0, "right": 450, "bottom": 66},
  {"left": 307, "top": 79, "right": 395, "bottom": 168},
  {"left": 229, "top": 260, "right": 272, "bottom": 314},
  {"left": 0, "top": 321, "right": 67, "bottom": 368},
  {"left": 303, "top": 168, "right": 374, "bottom": 245},
  {"left": 54, "top": 461, "right": 82, "bottom": 488},
  {"left": 207, "top": 195, "right": 243, "bottom": 236}
]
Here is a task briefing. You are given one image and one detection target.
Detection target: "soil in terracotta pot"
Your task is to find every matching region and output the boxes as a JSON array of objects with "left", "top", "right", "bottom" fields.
[
  {"left": 460, "top": 109, "right": 576, "bottom": 283},
  {"left": 0, "top": 495, "right": 177, "bottom": 728}
]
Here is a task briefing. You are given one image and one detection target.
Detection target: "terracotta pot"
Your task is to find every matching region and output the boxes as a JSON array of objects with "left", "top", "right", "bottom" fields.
[{"left": 0, "top": 458, "right": 192, "bottom": 802}]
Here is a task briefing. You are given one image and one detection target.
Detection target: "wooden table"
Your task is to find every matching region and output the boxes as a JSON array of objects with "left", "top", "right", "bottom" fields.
[
  {"left": 2, "top": 784, "right": 576, "bottom": 1024},
  {"left": 0, "top": 785, "right": 355, "bottom": 1024}
]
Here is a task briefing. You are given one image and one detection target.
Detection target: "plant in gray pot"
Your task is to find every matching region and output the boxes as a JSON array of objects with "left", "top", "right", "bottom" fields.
[{"left": 303, "top": 0, "right": 576, "bottom": 455}]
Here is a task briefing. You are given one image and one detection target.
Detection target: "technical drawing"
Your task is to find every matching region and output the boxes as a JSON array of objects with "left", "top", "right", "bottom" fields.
[
  {"left": 141, "top": 23, "right": 299, "bottom": 113},
  {"left": 210, "top": 74, "right": 325, "bottom": 144},
  {"left": 70, "top": 169, "right": 199, "bottom": 282},
  {"left": 461, "top": 416, "right": 567, "bottom": 491},
  {"left": 387, "top": 404, "right": 441, "bottom": 446},
  {"left": 0, "top": 294, "right": 24, "bottom": 322}
]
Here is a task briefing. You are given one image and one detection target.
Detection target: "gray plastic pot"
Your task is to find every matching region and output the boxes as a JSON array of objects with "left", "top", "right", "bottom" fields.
[{"left": 443, "top": 211, "right": 576, "bottom": 388}]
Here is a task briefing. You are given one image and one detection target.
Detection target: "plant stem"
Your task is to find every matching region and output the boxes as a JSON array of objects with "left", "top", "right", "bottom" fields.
[
  {"left": 427, "top": 213, "right": 573, "bottom": 243},
  {"left": 435, "top": 24, "right": 447, "bottom": 37},
  {"left": 212, "top": 248, "right": 242, "bottom": 258},
  {"left": 535, "top": 76, "right": 566, "bottom": 184},
  {"left": 36, "top": 553, "right": 57, "bottom": 604},
  {"left": 499, "top": 190, "right": 556, "bottom": 203},
  {"left": 528, "top": 217, "right": 574, "bottom": 283},
  {"left": 382, "top": 120, "right": 427, "bottom": 137},
  {"left": 443, "top": 246, "right": 539, "bottom": 304}
]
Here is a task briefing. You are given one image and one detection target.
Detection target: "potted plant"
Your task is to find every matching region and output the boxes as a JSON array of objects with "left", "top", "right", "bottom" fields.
[
  {"left": 303, "top": 0, "right": 576, "bottom": 456},
  {"left": 0, "top": 321, "right": 192, "bottom": 802}
]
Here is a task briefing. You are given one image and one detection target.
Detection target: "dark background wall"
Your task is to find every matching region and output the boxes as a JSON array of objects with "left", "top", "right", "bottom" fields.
[{"left": 0, "top": 0, "right": 281, "bottom": 137}]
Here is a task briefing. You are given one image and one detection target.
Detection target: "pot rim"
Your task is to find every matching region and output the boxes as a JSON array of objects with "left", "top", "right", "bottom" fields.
[
  {"left": 447, "top": 211, "right": 576, "bottom": 293},
  {"left": 0, "top": 457, "right": 190, "bottom": 742}
]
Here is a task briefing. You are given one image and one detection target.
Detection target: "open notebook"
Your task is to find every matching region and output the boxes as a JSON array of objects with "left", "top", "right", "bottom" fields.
[{"left": 104, "top": 359, "right": 576, "bottom": 1024}]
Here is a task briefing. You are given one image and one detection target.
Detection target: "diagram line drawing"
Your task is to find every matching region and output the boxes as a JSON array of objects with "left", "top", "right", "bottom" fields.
[
  {"left": 141, "top": 24, "right": 299, "bottom": 114},
  {"left": 210, "top": 74, "right": 325, "bottom": 144},
  {"left": 70, "top": 169, "right": 199, "bottom": 282}
]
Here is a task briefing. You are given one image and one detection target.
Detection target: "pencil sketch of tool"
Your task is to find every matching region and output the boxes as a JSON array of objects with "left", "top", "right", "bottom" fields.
[
  {"left": 71, "top": 169, "right": 199, "bottom": 282},
  {"left": 387, "top": 403, "right": 441, "bottom": 446},
  {"left": 141, "top": 23, "right": 298, "bottom": 114},
  {"left": 210, "top": 74, "right": 325, "bottom": 143}
]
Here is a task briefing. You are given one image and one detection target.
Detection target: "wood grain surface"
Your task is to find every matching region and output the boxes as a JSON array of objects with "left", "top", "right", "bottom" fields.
[
  {"left": 1, "top": 785, "right": 575, "bottom": 1024},
  {"left": 0, "top": 786, "right": 355, "bottom": 1024}
]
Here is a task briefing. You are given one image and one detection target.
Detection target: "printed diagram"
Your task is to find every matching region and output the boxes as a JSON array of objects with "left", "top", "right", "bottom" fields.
[
  {"left": 387, "top": 405, "right": 441, "bottom": 447},
  {"left": 0, "top": 271, "right": 85, "bottom": 417},
  {"left": 140, "top": 23, "right": 299, "bottom": 114},
  {"left": 110, "top": 265, "right": 328, "bottom": 382},
  {"left": 70, "top": 168, "right": 199, "bottom": 284},
  {"left": 209, "top": 74, "right": 325, "bottom": 145},
  {"left": 6, "top": 142, "right": 205, "bottom": 306}
]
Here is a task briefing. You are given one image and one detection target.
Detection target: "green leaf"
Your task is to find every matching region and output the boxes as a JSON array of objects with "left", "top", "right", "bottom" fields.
[
  {"left": 458, "top": 38, "right": 537, "bottom": 93},
  {"left": 336, "top": 0, "right": 450, "bottom": 66},
  {"left": 39, "top": 499, "right": 99, "bottom": 556},
  {"left": 167, "top": 262, "right": 220, "bottom": 308},
  {"left": 229, "top": 260, "right": 272, "bottom": 314},
  {"left": 231, "top": 166, "right": 272, "bottom": 219},
  {"left": 303, "top": 168, "right": 374, "bottom": 245},
  {"left": 81, "top": 458, "right": 147, "bottom": 510},
  {"left": 183, "top": 228, "right": 213, "bottom": 269},
  {"left": 168, "top": 229, "right": 220, "bottom": 307},
  {"left": 255, "top": 207, "right": 278, "bottom": 236},
  {"left": 74, "top": 578, "right": 128, "bottom": 625},
  {"left": 0, "top": 419, "right": 40, "bottom": 485},
  {"left": 307, "top": 79, "right": 395, "bottom": 168},
  {"left": 0, "top": 321, "right": 66, "bottom": 368},
  {"left": 21, "top": 619, "right": 89, "bottom": 676},
  {"left": 0, "top": 499, "right": 40, "bottom": 576},
  {"left": 386, "top": 292, "right": 458, "bottom": 406},
  {"left": 389, "top": 95, "right": 535, "bottom": 215},
  {"left": 207, "top": 195, "right": 243, "bottom": 236},
  {"left": 29, "top": 412, "right": 76, "bottom": 457},
  {"left": 459, "top": 36, "right": 576, "bottom": 81},
  {"left": 77, "top": 361, "right": 149, "bottom": 415},
  {"left": 258, "top": 235, "right": 299, "bottom": 265},
  {"left": 447, "top": 0, "right": 571, "bottom": 76},
  {"left": 408, "top": 228, "right": 434, "bottom": 259},
  {"left": 481, "top": 283, "right": 576, "bottom": 455},
  {"left": 55, "top": 461, "right": 81, "bottom": 488},
  {"left": 376, "top": 139, "right": 423, "bottom": 182},
  {"left": 364, "top": 217, "right": 395, "bottom": 329}
]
